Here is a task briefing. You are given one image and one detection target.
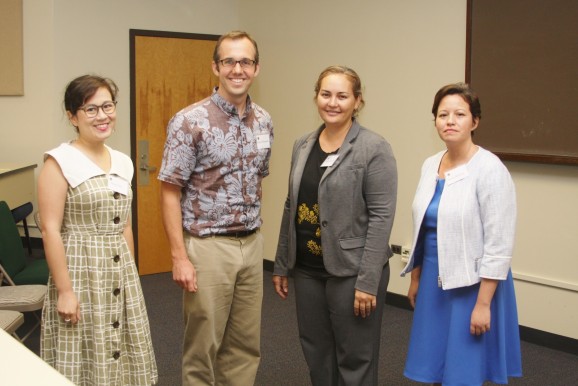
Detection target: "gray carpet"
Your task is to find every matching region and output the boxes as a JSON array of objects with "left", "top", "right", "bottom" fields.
[{"left": 19, "top": 270, "right": 578, "bottom": 385}]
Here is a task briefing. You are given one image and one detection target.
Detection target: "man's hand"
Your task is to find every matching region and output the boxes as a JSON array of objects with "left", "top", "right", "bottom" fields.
[{"left": 173, "top": 258, "right": 198, "bottom": 292}]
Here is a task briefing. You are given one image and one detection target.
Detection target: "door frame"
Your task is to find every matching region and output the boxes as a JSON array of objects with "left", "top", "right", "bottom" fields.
[{"left": 129, "top": 29, "right": 219, "bottom": 267}]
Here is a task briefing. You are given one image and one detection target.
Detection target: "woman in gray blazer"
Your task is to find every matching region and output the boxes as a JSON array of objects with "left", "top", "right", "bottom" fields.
[{"left": 273, "top": 66, "right": 397, "bottom": 386}]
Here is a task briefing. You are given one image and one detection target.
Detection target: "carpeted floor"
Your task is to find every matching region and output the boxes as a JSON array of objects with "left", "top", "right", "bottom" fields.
[{"left": 19, "top": 270, "right": 578, "bottom": 385}]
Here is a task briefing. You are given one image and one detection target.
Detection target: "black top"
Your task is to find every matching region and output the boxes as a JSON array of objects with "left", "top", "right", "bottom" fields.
[{"left": 295, "top": 139, "right": 338, "bottom": 272}]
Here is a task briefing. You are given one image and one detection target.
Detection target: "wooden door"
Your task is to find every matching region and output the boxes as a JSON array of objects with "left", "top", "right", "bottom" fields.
[{"left": 131, "top": 31, "right": 219, "bottom": 275}]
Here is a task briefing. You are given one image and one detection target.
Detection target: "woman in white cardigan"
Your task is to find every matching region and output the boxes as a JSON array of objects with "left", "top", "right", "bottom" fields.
[{"left": 401, "top": 83, "right": 522, "bottom": 386}]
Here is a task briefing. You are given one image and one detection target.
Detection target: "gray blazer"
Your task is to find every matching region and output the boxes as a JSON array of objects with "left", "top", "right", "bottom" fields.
[{"left": 273, "top": 120, "right": 397, "bottom": 294}]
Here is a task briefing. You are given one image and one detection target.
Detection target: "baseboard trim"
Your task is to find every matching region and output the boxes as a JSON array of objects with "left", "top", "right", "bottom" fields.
[
  {"left": 263, "top": 259, "right": 275, "bottom": 272},
  {"left": 384, "top": 291, "right": 413, "bottom": 310},
  {"left": 519, "top": 325, "right": 578, "bottom": 356},
  {"left": 262, "top": 262, "right": 578, "bottom": 356}
]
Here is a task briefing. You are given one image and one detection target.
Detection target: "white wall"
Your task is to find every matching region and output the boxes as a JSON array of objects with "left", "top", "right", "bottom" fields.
[
  {"left": 0, "top": 0, "right": 54, "bottom": 164},
  {"left": 241, "top": 0, "right": 467, "bottom": 292},
  {"left": 239, "top": 0, "right": 578, "bottom": 339},
  {"left": 1, "top": 0, "right": 576, "bottom": 340},
  {"left": 0, "top": 0, "right": 240, "bottom": 218},
  {"left": 51, "top": 0, "right": 241, "bottom": 154}
]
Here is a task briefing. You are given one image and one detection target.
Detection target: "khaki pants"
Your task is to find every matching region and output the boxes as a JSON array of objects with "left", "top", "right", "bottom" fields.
[{"left": 182, "top": 231, "right": 263, "bottom": 386}]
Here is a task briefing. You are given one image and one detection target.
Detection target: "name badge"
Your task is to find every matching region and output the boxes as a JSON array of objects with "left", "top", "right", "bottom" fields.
[
  {"left": 444, "top": 164, "right": 469, "bottom": 185},
  {"left": 321, "top": 154, "right": 339, "bottom": 167},
  {"left": 256, "top": 133, "right": 271, "bottom": 150},
  {"left": 108, "top": 175, "right": 129, "bottom": 195}
]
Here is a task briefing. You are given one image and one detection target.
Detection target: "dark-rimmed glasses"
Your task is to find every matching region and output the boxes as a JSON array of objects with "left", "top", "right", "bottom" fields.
[
  {"left": 78, "top": 101, "right": 117, "bottom": 118},
  {"left": 218, "top": 58, "right": 256, "bottom": 68}
]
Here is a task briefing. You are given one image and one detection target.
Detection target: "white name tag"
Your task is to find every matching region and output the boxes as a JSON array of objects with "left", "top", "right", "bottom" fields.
[
  {"left": 321, "top": 154, "right": 339, "bottom": 167},
  {"left": 108, "top": 175, "right": 129, "bottom": 195},
  {"left": 256, "top": 133, "right": 271, "bottom": 150}
]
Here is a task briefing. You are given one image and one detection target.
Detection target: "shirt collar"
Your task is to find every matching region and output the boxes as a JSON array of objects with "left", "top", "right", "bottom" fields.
[{"left": 211, "top": 87, "right": 253, "bottom": 118}]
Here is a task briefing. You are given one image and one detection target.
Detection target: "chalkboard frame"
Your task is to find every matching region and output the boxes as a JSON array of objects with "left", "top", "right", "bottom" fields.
[{"left": 465, "top": 0, "right": 578, "bottom": 165}]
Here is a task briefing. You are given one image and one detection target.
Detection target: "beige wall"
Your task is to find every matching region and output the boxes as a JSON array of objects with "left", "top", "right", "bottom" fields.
[
  {"left": 0, "top": 0, "right": 576, "bottom": 339},
  {"left": 0, "top": 0, "right": 239, "bottom": 176},
  {"left": 0, "top": 0, "right": 239, "bottom": 229},
  {"left": 241, "top": 0, "right": 578, "bottom": 340}
]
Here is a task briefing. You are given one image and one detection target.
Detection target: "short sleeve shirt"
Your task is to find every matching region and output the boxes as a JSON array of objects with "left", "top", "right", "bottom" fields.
[{"left": 158, "top": 88, "right": 273, "bottom": 237}]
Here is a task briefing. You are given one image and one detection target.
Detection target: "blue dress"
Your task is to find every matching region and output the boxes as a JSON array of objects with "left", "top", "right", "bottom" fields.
[{"left": 404, "top": 179, "right": 522, "bottom": 385}]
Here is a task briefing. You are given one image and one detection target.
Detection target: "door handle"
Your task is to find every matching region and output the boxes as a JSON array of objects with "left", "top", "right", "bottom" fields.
[
  {"left": 139, "top": 164, "right": 157, "bottom": 172},
  {"left": 137, "top": 140, "right": 157, "bottom": 186}
]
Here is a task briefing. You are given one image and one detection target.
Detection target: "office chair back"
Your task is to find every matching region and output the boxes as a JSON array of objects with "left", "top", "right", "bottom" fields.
[
  {"left": 10, "top": 202, "right": 34, "bottom": 254},
  {"left": 0, "top": 201, "right": 49, "bottom": 285}
]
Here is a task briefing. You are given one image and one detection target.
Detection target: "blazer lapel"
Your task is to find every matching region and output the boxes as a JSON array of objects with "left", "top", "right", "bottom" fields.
[
  {"left": 319, "top": 120, "right": 360, "bottom": 185},
  {"left": 291, "top": 131, "right": 319, "bottom": 204}
]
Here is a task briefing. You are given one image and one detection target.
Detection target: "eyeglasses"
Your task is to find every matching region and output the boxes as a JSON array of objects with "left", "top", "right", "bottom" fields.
[
  {"left": 218, "top": 58, "right": 256, "bottom": 68},
  {"left": 78, "top": 101, "right": 117, "bottom": 118}
]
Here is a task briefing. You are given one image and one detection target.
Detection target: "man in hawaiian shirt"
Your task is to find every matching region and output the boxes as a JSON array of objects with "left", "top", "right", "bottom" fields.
[{"left": 158, "top": 30, "right": 273, "bottom": 386}]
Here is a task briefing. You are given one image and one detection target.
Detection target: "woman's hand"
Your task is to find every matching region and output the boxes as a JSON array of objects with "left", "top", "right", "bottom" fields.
[
  {"left": 470, "top": 278, "right": 498, "bottom": 335},
  {"left": 273, "top": 275, "right": 289, "bottom": 300},
  {"left": 354, "top": 290, "right": 376, "bottom": 318},
  {"left": 407, "top": 266, "right": 422, "bottom": 309},
  {"left": 470, "top": 303, "right": 491, "bottom": 335},
  {"left": 57, "top": 290, "right": 81, "bottom": 325},
  {"left": 407, "top": 280, "right": 419, "bottom": 309}
]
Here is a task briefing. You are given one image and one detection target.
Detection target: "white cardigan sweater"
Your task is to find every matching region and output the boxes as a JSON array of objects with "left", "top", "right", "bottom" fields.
[{"left": 401, "top": 147, "right": 517, "bottom": 290}]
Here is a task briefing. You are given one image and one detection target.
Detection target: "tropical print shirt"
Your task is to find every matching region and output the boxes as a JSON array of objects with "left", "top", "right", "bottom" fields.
[{"left": 158, "top": 89, "right": 273, "bottom": 236}]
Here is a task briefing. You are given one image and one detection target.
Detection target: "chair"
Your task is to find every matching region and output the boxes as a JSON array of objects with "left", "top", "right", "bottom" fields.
[
  {"left": 0, "top": 201, "right": 49, "bottom": 285},
  {"left": 0, "top": 310, "right": 24, "bottom": 337},
  {"left": 10, "top": 202, "right": 33, "bottom": 255},
  {"left": 0, "top": 281, "right": 47, "bottom": 341}
]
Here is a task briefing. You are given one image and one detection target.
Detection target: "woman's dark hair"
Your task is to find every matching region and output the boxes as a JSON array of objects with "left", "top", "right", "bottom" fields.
[
  {"left": 64, "top": 75, "right": 118, "bottom": 115},
  {"left": 432, "top": 82, "right": 481, "bottom": 121}
]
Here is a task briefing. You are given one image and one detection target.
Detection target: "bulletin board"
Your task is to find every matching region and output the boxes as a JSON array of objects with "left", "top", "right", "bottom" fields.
[
  {"left": 466, "top": 0, "right": 578, "bottom": 165},
  {"left": 0, "top": 0, "right": 24, "bottom": 96}
]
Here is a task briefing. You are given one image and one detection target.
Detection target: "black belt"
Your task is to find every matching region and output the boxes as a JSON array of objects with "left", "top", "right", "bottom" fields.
[{"left": 213, "top": 229, "right": 258, "bottom": 238}]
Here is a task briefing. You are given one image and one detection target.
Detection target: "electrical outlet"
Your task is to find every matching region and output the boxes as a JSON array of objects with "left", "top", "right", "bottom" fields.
[
  {"left": 400, "top": 246, "right": 411, "bottom": 263},
  {"left": 401, "top": 246, "right": 411, "bottom": 257},
  {"left": 391, "top": 244, "right": 402, "bottom": 255}
]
